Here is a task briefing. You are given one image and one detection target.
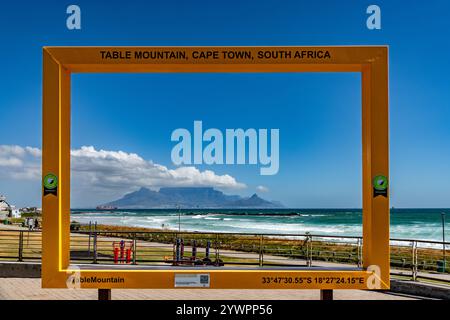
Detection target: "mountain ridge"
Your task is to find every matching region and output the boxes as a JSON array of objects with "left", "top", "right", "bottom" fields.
[{"left": 101, "top": 187, "right": 283, "bottom": 209}]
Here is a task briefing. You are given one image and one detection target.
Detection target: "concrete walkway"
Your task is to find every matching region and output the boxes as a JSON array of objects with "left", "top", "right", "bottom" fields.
[{"left": 0, "top": 277, "right": 416, "bottom": 300}]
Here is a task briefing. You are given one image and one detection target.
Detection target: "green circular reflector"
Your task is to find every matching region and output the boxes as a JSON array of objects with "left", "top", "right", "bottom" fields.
[
  {"left": 43, "top": 173, "right": 58, "bottom": 189},
  {"left": 373, "top": 175, "right": 388, "bottom": 191}
]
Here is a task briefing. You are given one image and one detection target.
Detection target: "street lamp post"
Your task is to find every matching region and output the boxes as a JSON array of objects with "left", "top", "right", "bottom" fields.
[
  {"left": 178, "top": 205, "right": 181, "bottom": 232},
  {"left": 442, "top": 212, "right": 446, "bottom": 272}
]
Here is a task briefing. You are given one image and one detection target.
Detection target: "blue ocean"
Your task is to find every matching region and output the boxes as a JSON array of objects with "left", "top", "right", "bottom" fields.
[{"left": 71, "top": 208, "right": 450, "bottom": 243}]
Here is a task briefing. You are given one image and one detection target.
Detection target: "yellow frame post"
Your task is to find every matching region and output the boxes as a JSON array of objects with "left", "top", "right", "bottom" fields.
[{"left": 42, "top": 46, "right": 389, "bottom": 289}]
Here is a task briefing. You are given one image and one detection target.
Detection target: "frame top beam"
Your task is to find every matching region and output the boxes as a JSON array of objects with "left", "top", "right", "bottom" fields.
[{"left": 44, "top": 46, "right": 387, "bottom": 73}]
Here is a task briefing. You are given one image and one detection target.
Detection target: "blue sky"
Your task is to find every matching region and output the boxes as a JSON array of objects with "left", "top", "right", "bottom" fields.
[{"left": 0, "top": 1, "right": 450, "bottom": 208}]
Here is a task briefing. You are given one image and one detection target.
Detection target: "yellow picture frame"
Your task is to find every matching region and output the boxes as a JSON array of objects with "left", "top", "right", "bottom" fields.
[{"left": 42, "top": 46, "right": 389, "bottom": 289}]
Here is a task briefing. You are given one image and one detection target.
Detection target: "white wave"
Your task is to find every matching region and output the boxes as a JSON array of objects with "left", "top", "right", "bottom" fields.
[
  {"left": 71, "top": 212, "right": 448, "bottom": 245},
  {"left": 223, "top": 221, "right": 359, "bottom": 235}
]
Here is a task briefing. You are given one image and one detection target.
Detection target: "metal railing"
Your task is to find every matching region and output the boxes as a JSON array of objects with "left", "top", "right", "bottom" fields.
[
  {"left": 0, "top": 230, "right": 42, "bottom": 261},
  {"left": 0, "top": 229, "right": 448, "bottom": 280}
]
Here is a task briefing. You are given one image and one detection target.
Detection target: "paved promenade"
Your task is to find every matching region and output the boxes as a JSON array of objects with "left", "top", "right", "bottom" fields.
[{"left": 0, "top": 278, "right": 415, "bottom": 300}]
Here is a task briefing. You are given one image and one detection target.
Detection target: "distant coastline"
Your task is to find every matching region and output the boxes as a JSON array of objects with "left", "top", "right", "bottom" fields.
[{"left": 98, "top": 187, "right": 284, "bottom": 209}]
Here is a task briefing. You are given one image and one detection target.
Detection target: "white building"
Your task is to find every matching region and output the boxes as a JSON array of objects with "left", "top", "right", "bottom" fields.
[
  {"left": 10, "top": 206, "right": 20, "bottom": 218},
  {"left": 0, "top": 195, "right": 10, "bottom": 215}
]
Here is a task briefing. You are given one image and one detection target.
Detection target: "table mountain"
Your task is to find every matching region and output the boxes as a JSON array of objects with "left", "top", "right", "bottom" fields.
[{"left": 100, "top": 187, "right": 283, "bottom": 209}]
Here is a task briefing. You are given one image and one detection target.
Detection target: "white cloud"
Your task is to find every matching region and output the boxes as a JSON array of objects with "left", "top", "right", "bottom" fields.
[
  {"left": 256, "top": 185, "right": 269, "bottom": 193},
  {"left": 0, "top": 145, "right": 40, "bottom": 179},
  {"left": 70, "top": 146, "right": 246, "bottom": 191},
  {"left": 25, "top": 147, "right": 42, "bottom": 157},
  {"left": 0, "top": 145, "right": 246, "bottom": 206},
  {"left": 0, "top": 145, "right": 26, "bottom": 157},
  {"left": 0, "top": 157, "right": 23, "bottom": 167}
]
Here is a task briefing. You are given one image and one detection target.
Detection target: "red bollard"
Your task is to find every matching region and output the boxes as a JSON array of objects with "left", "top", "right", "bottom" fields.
[
  {"left": 113, "top": 247, "right": 119, "bottom": 264},
  {"left": 126, "top": 248, "right": 132, "bottom": 264}
]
